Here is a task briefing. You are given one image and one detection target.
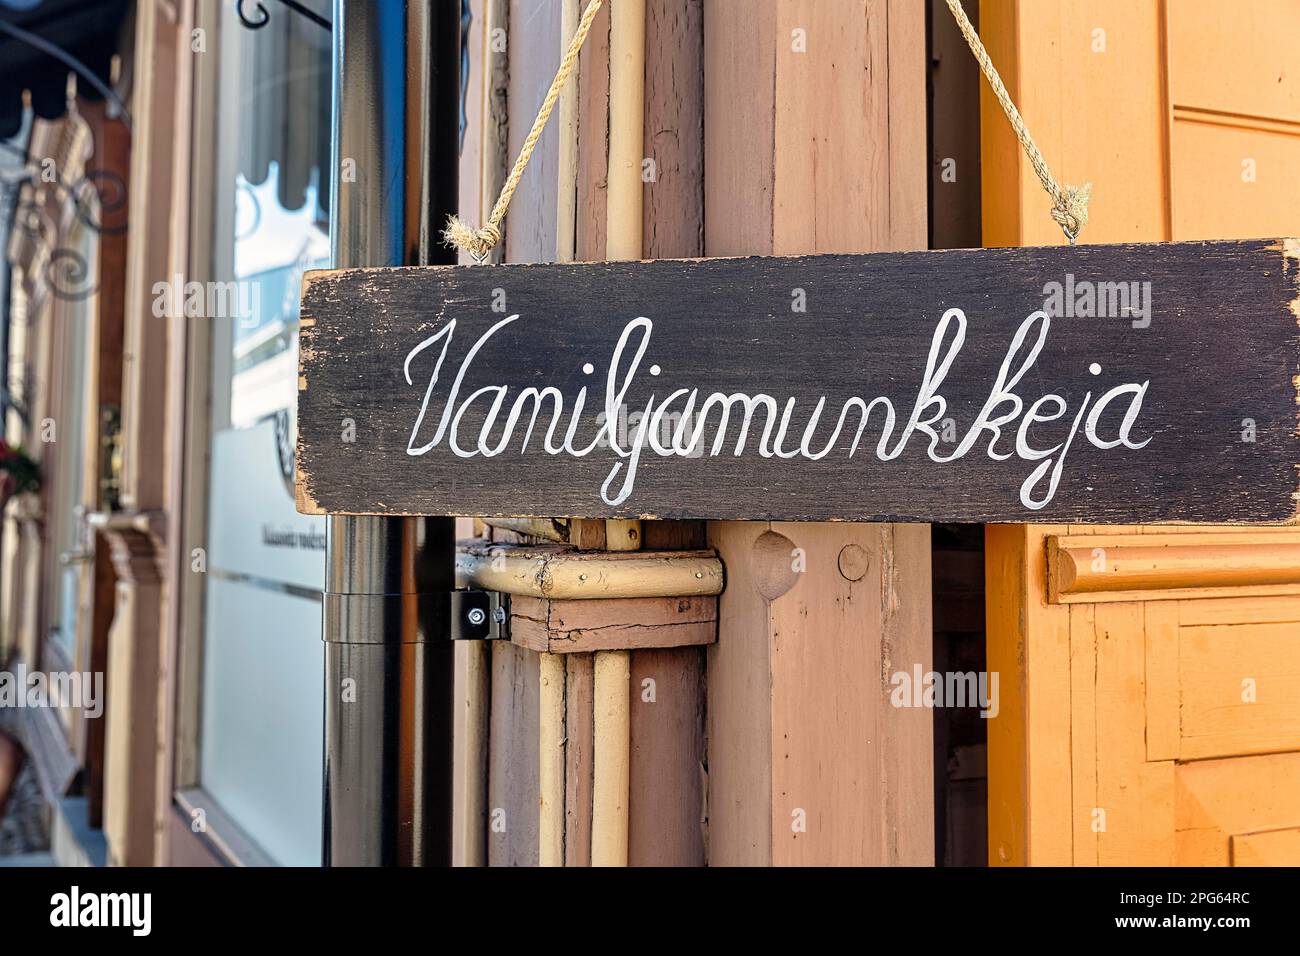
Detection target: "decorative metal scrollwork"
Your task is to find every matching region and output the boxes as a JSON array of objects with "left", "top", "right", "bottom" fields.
[
  {"left": 236, "top": 0, "right": 331, "bottom": 32},
  {"left": 0, "top": 160, "right": 130, "bottom": 303},
  {"left": 69, "top": 168, "right": 129, "bottom": 236},
  {"left": 2, "top": 164, "right": 129, "bottom": 234},
  {"left": 44, "top": 247, "right": 96, "bottom": 302},
  {"left": 5, "top": 183, "right": 108, "bottom": 303}
]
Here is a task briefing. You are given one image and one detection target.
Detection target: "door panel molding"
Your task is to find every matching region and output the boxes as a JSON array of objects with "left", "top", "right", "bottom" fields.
[
  {"left": 1048, "top": 532, "right": 1300, "bottom": 604},
  {"left": 983, "top": 0, "right": 1300, "bottom": 867}
]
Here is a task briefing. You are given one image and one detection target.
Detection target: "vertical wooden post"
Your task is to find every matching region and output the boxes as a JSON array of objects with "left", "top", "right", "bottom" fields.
[
  {"left": 103, "top": 0, "right": 180, "bottom": 866},
  {"left": 155, "top": 0, "right": 197, "bottom": 864},
  {"left": 702, "top": 0, "right": 934, "bottom": 866}
]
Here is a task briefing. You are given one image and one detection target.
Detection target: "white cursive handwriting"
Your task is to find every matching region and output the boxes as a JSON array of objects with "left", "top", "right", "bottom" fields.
[{"left": 403, "top": 310, "right": 1150, "bottom": 510}]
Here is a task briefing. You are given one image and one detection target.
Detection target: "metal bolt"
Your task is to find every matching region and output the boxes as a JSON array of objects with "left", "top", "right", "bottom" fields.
[
  {"left": 467, "top": 607, "right": 486, "bottom": 626},
  {"left": 492, "top": 606, "right": 506, "bottom": 623}
]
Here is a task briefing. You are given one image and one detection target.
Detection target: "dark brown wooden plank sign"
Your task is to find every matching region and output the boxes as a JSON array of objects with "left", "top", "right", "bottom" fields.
[{"left": 297, "top": 238, "right": 1300, "bottom": 523}]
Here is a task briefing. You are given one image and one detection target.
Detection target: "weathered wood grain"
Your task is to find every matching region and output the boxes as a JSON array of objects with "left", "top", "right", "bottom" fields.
[
  {"left": 563, "top": 652, "right": 595, "bottom": 866},
  {"left": 299, "top": 238, "right": 1300, "bottom": 523},
  {"left": 643, "top": 0, "right": 704, "bottom": 260},
  {"left": 628, "top": 646, "right": 707, "bottom": 865},
  {"left": 487, "top": 641, "right": 540, "bottom": 865},
  {"left": 509, "top": 594, "right": 718, "bottom": 653}
]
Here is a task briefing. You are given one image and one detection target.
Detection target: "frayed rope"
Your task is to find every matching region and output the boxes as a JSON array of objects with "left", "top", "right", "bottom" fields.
[
  {"left": 944, "top": 0, "right": 1091, "bottom": 243},
  {"left": 442, "top": 219, "right": 501, "bottom": 263},
  {"left": 443, "top": 0, "right": 604, "bottom": 261}
]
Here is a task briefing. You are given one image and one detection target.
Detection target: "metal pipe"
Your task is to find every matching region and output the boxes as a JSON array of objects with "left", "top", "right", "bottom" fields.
[
  {"left": 537, "top": 651, "right": 566, "bottom": 866},
  {"left": 455, "top": 633, "right": 490, "bottom": 866},
  {"left": 555, "top": 0, "right": 580, "bottom": 264},
  {"left": 605, "top": 0, "right": 645, "bottom": 261},
  {"left": 456, "top": 543, "right": 724, "bottom": 599},
  {"left": 322, "top": 0, "right": 459, "bottom": 867},
  {"left": 590, "top": 0, "right": 646, "bottom": 867},
  {"left": 591, "top": 649, "right": 630, "bottom": 866},
  {"left": 602, "top": 0, "right": 644, "bottom": 554}
]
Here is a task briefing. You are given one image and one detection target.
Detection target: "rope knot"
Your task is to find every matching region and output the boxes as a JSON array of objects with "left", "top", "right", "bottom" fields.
[
  {"left": 439, "top": 0, "right": 605, "bottom": 266},
  {"left": 442, "top": 216, "right": 502, "bottom": 262},
  {"left": 1050, "top": 182, "right": 1092, "bottom": 243}
]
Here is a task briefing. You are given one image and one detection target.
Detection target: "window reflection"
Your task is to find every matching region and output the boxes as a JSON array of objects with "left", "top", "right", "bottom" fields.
[{"left": 229, "top": 162, "right": 328, "bottom": 429}]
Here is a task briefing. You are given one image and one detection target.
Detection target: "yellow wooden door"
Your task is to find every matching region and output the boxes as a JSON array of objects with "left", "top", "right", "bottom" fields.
[{"left": 982, "top": 0, "right": 1300, "bottom": 865}]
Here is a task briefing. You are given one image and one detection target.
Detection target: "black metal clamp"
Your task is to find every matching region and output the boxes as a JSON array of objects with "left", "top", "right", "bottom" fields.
[
  {"left": 322, "top": 589, "right": 508, "bottom": 644},
  {"left": 449, "top": 590, "right": 508, "bottom": 641}
]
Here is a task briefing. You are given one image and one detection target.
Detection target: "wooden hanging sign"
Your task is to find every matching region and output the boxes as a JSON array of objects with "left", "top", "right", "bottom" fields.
[{"left": 296, "top": 238, "right": 1300, "bottom": 524}]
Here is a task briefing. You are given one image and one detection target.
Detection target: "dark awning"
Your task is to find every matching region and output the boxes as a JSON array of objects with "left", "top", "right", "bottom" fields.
[{"left": 0, "top": 0, "right": 130, "bottom": 140}]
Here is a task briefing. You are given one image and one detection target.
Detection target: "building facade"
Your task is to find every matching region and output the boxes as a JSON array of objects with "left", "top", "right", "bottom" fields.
[{"left": 0, "top": 0, "right": 1298, "bottom": 868}]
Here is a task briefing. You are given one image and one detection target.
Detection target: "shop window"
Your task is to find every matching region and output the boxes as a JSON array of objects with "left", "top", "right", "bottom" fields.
[{"left": 179, "top": 0, "right": 330, "bottom": 867}]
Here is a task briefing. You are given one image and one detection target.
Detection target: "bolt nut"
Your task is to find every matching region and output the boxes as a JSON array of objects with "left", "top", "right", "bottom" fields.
[
  {"left": 467, "top": 607, "right": 487, "bottom": 626},
  {"left": 492, "top": 606, "right": 507, "bottom": 623}
]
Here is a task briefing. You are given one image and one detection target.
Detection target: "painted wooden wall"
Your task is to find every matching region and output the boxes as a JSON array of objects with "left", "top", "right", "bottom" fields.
[
  {"left": 466, "top": 0, "right": 937, "bottom": 866},
  {"left": 703, "top": 0, "right": 933, "bottom": 866},
  {"left": 982, "top": 0, "right": 1300, "bottom": 866}
]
